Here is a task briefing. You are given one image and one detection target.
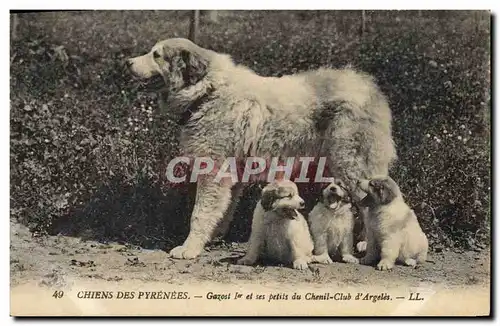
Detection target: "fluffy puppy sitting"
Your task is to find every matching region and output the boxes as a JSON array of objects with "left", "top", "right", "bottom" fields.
[
  {"left": 237, "top": 180, "right": 314, "bottom": 270},
  {"left": 308, "top": 180, "right": 359, "bottom": 264},
  {"left": 357, "top": 176, "right": 428, "bottom": 271}
]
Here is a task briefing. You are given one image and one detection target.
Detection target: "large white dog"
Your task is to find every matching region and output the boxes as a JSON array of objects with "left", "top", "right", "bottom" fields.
[{"left": 127, "top": 38, "right": 397, "bottom": 259}]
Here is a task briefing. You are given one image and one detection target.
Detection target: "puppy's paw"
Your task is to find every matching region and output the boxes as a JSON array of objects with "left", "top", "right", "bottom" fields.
[
  {"left": 404, "top": 258, "right": 417, "bottom": 268},
  {"left": 342, "top": 254, "right": 359, "bottom": 264},
  {"left": 237, "top": 255, "right": 257, "bottom": 266},
  {"left": 169, "top": 245, "right": 202, "bottom": 260},
  {"left": 356, "top": 241, "right": 367, "bottom": 253},
  {"left": 311, "top": 253, "right": 333, "bottom": 265},
  {"left": 376, "top": 259, "right": 394, "bottom": 271},
  {"left": 293, "top": 257, "right": 310, "bottom": 270}
]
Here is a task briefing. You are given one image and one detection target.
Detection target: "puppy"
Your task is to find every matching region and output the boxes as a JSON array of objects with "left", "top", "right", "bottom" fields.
[
  {"left": 237, "top": 180, "right": 314, "bottom": 270},
  {"left": 357, "top": 176, "right": 428, "bottom": 270},
  {"left": 308, "top": 179, "right": 359, "bottom": 264}
]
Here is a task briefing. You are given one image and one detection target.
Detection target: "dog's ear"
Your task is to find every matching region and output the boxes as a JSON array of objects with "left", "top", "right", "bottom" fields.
[
  {"left": 261, "top": 189, "right": 278, "bottom": 211},
  {"left": 368, "top": 179, "right": 380, "bottom": 188},
  {"left": 180, "top": 49, "right": 208, "bottom": 85}
]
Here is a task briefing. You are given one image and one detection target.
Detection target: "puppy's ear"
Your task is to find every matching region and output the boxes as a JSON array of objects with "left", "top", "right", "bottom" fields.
[
  {"left": 180, "top": 49, "right": 208, "bottom": 85},
  {"left": 378, "top": 180, "right": 397, "bottom": 205},
  {"left": 261, "top": 189, "right": 278, "bottom": 211}
]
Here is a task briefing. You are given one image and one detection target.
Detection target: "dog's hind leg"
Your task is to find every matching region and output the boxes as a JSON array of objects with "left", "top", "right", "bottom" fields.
[
  {"left": 359, "top": 228, "right": 379, "bottom": 266},
  {"left": 214, "top": 183, "right": 245, "bottom": 239},
  {"left": 169, "top": 177, "right": 233, "bottom": 259}
]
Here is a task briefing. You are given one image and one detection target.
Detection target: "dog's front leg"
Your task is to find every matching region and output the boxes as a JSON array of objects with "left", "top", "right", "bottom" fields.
[
  {"left": 169, "top": 176, "right": 232, "bottom": 259},
  {"left": 214, "top": 183, "right": 244, "bottom": 239},
  {"left": 359, "top": 228, "right": 378, "bottom": 266}
]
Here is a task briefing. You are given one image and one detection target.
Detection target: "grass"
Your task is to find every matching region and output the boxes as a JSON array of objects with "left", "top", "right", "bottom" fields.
[{"left": 10, "top": 10, "right": 491, "bottom": 251}]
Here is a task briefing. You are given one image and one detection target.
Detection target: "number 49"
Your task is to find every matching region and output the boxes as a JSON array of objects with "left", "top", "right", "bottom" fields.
[{"left": 52, "top": 290, "right": 64, "bottom": 299}]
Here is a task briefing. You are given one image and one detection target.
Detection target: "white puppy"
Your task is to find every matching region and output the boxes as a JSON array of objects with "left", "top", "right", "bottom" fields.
[
  {"left": 308, "top": 180, "right": 359, "bottom": 264},
  {"left": 357, "top": 176, "right": 428, "bottom": 270},
  {"left": 237, "top": 180, "right": 314, "bottom": 270}
]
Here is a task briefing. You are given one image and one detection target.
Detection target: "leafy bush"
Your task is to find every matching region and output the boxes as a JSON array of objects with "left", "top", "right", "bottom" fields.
[{"left": 10, "top": 11, "right": 490, "bottom": 250}]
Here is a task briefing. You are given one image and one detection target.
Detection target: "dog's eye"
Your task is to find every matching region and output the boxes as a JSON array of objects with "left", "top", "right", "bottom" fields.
[{"left": 153, "top": 51, "right": 161, "bottom": 59}]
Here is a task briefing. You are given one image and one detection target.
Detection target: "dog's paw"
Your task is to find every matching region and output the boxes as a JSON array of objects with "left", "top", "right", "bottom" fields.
[
  {"left": 342, "top": 254, "right": 359, "bottom": 264},
  {"left": 169, "top": 245, "right": 201, "bottom": 260},
  {"left": 404, "top": 258, "right": 417, "bottom": 268},
  {"left": 312, "top": 253, "right": 333, "bottom": 265},
  {"left": 356, "top": 241, "right": 367, "bottom": 253},
  {"left": 237, "top": 255, "right": 257, "bottom": 266},
  {"left": 293, "top": 258, "right": 310, "bottom": 270},
  {"left": 376, "top": 259, "right": 394, "bottom": 271}
]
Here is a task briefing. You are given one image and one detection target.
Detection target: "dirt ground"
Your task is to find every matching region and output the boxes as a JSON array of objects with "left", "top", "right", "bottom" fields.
[{"left": 10, "top": 219, "right": 490, "bottom": 291}]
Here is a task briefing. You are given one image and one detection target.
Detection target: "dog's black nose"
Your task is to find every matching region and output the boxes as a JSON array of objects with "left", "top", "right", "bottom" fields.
[
  {"left": 125, "top": 59, "right": 133, "bottom": 68},
  {"left": 299, "top": 200, "right": 305, "bottom": 208},
  {"left": 329, "top": 187, "right": 337, "bottom": 194}
]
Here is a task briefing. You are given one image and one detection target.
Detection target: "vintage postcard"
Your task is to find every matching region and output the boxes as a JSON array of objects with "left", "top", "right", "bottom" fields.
[{"left": 10, "top": 9, "right": 491, "bottom": 317}]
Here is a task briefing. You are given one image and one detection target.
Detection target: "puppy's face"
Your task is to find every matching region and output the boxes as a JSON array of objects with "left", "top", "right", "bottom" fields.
[
  {"left": 260, "top": 180, "right": 305, "bottom": 219},
  {"left": 127, "top": 38, "right": 208, "bottom": 93},
  {"left": 322, "top": 179, "right": 351, "bottom": 210},
  {"left": 357, "top": 176, "right": 401, "bottom": 206}
]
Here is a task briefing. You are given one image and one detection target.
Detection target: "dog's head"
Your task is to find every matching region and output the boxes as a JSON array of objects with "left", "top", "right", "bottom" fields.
[
  {"left": 127, "top": 38, "right": 210, "bottom": 93},
  {"left": 260, "top": 180, "right": 305, "bottom": 219},
  {"left": 322, "top": 179, "right": 351, "bottom": 210},
  {"left": 356, "top": 175, "right": 402, "bottom": 206}
]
